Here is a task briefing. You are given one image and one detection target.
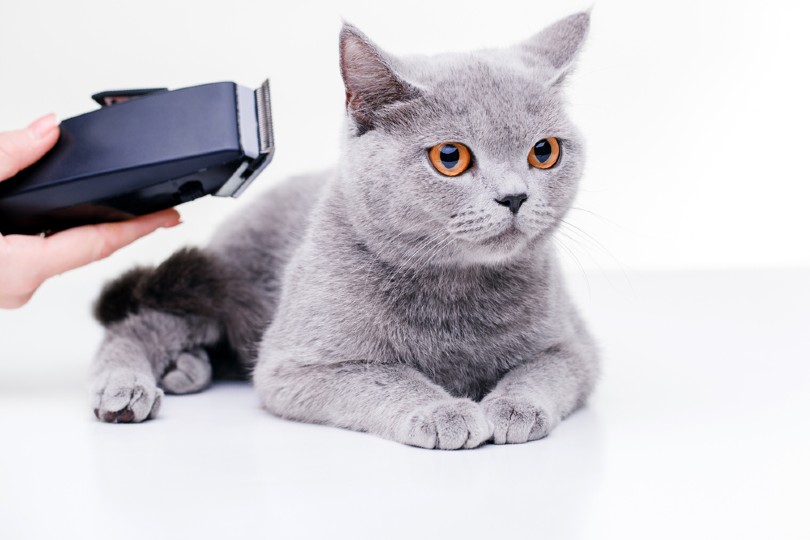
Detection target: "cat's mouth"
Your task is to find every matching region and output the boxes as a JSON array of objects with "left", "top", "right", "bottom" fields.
[
  {"left": 479, "top": 223, "right": 524, "bottom": 246},
  {"left": 451, "top": 219, "right": 537, "bottom": 262}
]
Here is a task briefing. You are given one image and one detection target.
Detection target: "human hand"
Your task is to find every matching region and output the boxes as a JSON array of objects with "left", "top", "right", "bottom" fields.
[{"left": 0, "top": 114, "right": 181, "bottom": 308}]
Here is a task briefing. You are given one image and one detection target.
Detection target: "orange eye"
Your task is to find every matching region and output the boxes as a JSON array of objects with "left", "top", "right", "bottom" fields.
[
  {"left": 429, "top": 142, "right": 472, "bottom": 177},
  {"left": 528, "top": 137, "right": 560, "bottom": 169}
]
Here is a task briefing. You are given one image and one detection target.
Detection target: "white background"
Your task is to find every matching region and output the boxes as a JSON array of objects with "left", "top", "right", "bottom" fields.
[
  {"left": 1, "top": 1, "right": 808, "bottom": 539},
  {"left": 2, "top": 0, "right": 808, "bottom": 274}
]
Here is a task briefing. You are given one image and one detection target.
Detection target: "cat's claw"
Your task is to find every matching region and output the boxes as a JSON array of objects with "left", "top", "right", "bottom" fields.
[
  {"left": 481, "top": 396, "right": 551, "bottom": 444},
  {"left": 92, "top": 370, "right": 162, "bottom": 423},
  {"left": 400, "top": 399, "right": 493, "bottom": 450},
  {"left": 160, "top": 349, "right": 212, "bottom": 395}
]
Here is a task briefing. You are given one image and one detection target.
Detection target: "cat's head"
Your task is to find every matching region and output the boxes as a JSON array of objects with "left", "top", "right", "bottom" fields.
[{"left": 337, "top": 13, "right": 589, "bottom": 268}]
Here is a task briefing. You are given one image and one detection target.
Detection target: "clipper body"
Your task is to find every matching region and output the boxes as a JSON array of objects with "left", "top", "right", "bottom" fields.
[{"left": 0, "top": 80, "right": 274, "bottom": 235}]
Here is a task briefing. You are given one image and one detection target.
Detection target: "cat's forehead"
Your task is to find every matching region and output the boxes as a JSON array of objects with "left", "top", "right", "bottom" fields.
[{"left": 399, "top": 50, "right": 571, "bottom": 152}]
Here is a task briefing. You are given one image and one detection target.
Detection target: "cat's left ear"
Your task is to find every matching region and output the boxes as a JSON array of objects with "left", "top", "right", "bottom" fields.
[
  {"left": 517, "top": 11, "right": 590, "bottom": 87},
  {"left": 340, "top": 23, "right": 421, "bottom": 134}
]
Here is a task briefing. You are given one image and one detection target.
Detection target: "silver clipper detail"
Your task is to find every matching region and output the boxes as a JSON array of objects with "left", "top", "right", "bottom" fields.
[{"left": 216, "top": 79, "right": 275, "bottom": 198}]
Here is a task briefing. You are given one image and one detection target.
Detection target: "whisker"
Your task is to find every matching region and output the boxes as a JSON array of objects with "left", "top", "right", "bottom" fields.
[
  {"left": 558, "top": 219, "right": 634, "bottom": 293},
  {"left": 382, "top": 228, "right": 450, "bottom": 286},
  {"left": 553, "top": 235, "right": 590, "bottom": 299},
  {"left": 382, "top": 232, "right": 454, "bottom": 305},
  {"left": 356, "top": 217, "right": 446, "bottom": 289}
]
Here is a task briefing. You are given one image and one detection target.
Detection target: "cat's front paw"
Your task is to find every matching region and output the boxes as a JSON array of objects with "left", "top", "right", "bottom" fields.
[
  {"left": 481, "top": 396, "right": 551, "bottom": 444},
  {"left": 91, "top": 369, "right": 163, "bottom": 423},
  {"left": 399, "top": 399, "right": 492, "bottom": 450}
]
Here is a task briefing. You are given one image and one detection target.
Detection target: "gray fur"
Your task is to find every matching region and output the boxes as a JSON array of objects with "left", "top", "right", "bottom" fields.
[{"left": 90, "top": 12, "right": 598, "bottom": 449}]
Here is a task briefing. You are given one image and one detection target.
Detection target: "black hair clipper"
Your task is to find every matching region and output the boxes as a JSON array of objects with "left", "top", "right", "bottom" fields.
[{"left": 0, "top": 80, "right": 274, "bottom": 235}]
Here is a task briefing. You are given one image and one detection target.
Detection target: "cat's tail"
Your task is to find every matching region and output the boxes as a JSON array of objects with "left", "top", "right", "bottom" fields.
[{"left": 93, "top": 247, "right": 267, "bottom": 363}]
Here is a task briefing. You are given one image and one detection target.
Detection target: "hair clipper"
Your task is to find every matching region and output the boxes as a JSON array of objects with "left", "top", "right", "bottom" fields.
[{"left": 0, "top": 80, "right": 274, "bottom": 235}]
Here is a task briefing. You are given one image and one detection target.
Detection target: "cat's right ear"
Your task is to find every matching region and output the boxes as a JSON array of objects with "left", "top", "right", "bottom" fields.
[
  {"left": 518, "top": 11, "right": 590, "bottom": 87},
  {"left": 339, "top": 23, "right": 420, "bottom": 134}
]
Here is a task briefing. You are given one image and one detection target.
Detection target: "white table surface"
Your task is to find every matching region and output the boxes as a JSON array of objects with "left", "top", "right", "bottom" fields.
[{"left": 1, "top": 268, "right": 808, "bottom": 539}]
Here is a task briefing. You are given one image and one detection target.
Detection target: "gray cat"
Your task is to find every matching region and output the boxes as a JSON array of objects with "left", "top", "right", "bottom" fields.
[{"left": 90, "top": 12, "right": 599, "bottom": 450}]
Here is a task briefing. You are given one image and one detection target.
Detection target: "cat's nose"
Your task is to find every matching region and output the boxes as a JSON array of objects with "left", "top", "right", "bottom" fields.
[{"left": 495, "top": 193, "right": 528, "bottom": 214}]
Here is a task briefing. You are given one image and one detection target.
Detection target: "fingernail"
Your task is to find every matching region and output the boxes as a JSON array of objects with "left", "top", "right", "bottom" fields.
[
  {"left": 29, "top": 114, "right": 58, "bottom": 139},
  {"left": 163, "top": 217, "right": 182, "bottom": 228}
]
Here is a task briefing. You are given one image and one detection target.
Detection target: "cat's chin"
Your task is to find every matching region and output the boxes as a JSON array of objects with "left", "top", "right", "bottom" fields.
[{"left": 456, "top": 228, "right": 535, "bottom": 266}]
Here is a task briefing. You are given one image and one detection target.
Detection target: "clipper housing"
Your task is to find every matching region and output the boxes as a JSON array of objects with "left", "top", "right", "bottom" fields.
[{"left": 0, "top": 80, "right": 275, "bottom": 235}]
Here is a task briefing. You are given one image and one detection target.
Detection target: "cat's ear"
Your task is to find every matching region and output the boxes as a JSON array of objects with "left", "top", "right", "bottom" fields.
[
  {"left": 339, "top": 23, "right": 420, "bottom": 134},
  {"left": 518, "top": 11, "right": 590, "bottom": 87}
]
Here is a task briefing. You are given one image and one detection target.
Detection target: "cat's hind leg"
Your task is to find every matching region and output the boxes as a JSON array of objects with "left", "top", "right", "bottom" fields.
[
  {"left": 90, "top": 248, "right": 263, "bottom": 423},
  {"left": 91, "top": 309, "right": 220, "bottom": 423},
  {"left": 160, "top": 348, "right": 213, "bottom": 395}
]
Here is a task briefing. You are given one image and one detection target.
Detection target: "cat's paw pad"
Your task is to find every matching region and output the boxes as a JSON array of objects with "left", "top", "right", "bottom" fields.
[
  {"left": 92, "top": 370, "right": 163, "bottom": 423},
  {"left": 400, "top": 399, "right": 493, "bottom": 450},
  {"left": 482, "top": 396, "right": 551, "bottom": 444},
  {"left": 159, "top": 349, "right": 212, "bottom": 395}
]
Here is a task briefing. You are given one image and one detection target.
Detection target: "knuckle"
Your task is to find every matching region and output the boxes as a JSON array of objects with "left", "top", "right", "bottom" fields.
[
  {"left": 89, "top": 226, "right": 118, "bottom": 261},
  {"left": 0, "top": 143, "right": 21, "bottom": 179},
  {"left": 0, "top": 291, "right": 34, "bottom": 309}
]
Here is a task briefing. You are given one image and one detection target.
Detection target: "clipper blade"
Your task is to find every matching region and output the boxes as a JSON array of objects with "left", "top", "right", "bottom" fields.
[{"left": 256, "top": 79, "right": 273, "bottom": 155}]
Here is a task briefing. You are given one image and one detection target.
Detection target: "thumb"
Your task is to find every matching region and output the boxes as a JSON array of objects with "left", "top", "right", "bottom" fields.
[
  {"left": 36, "top": 209, "right": 181, "bottom": 279},
  {"left": 0, "top": 114, "right": 60, "bottom": 181}
]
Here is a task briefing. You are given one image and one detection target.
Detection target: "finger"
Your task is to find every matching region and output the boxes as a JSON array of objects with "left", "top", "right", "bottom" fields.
[
  {"left": 37, "top": 209, "right": 181, "bottom": 279},
  {"left": 0, "top": 114, "right": 60, "bottom": 180},
  {"left": 0, "top": 291, "right": 35, "bottom": 310}
]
